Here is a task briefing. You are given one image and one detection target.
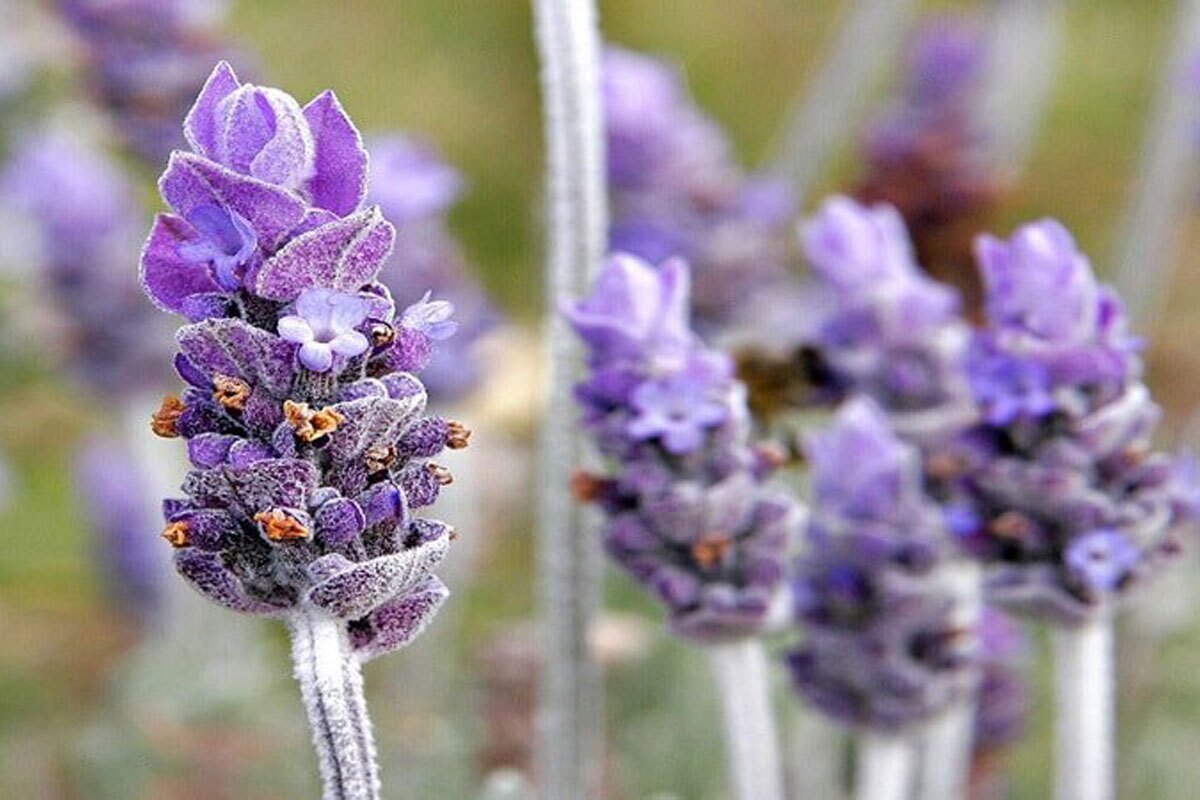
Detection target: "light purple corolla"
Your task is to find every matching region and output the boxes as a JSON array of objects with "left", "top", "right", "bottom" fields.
[{"left": 277, "top": 287, "right": 371, "bottom": 373}]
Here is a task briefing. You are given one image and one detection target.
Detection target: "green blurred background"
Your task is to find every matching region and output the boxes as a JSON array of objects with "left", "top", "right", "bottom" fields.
[{"left": 4, "top": 0, "right": 1200, "bottom": 797}]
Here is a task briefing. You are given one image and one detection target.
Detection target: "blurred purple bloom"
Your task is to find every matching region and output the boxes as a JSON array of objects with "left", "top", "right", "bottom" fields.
[
  {"left": 602, "top": 46, "right": 797, "bottom": 333},
  {"left": 76, "top": 436, "right": 164, "bottom": 627},
  {"left": 567, "top": 254, "right": 803, "bottom": 642},
  {"left": 789, "top": 399, "right": 974, "bottom": 732},
  {"left": 59, "top": 0, "right": 243, "bottom": 164},
  {"left": 973, "top": 608, "right": 1028, "bottom": 750},
  {"left": 2, "top": 132, "right": 171, "bottom": 396},
  {"left": 366, "top": 135, "right": 498, "bottom": 402},
  {"left": 799, "top": 196, "right": 973, "bottom": 422},
  {"left": 962, "top": 220, "right": 1198, "bottom": 625}
]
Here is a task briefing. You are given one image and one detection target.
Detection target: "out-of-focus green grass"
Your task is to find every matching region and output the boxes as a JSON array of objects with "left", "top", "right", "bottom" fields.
[{"left": 3, "top": 0, "right": 1200, "bottom": 797}]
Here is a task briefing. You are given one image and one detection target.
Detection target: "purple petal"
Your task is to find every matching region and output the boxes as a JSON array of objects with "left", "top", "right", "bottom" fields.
[
  {"left": 175, "top": 549, "right": 291, "bottom": 616},
  {"left": 299, "top": 341, "right": 334, "bottom": 372},
  {"left": 159, "top": 152, "right": 308, "bottom": 250},
  {"left": 351, "top": 576, "right": 450, "bottom": 661},
  {"left": 141, "top": 213, "right": 221, "bottom": 313},
  {"left": 250, "top": 206, "right": 395, "bottom": 301},
  {"left": 305, "top": 536, "right": 449, "bottom": 619},
  {"left": 303, "top": 90, "right": 369, "bottom": 216},
  {"left": 184, "top": 61, "right": 242, "bottom": 159}
]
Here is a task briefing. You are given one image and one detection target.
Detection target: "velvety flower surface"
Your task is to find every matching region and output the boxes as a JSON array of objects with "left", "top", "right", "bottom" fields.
[
  {"left": 787, "top": 398, "right": 976, "bottom": 732},
  {"left": 798, "top": 196, "right": 974, "bottom": 430},
  {"left": 2, "top": 132, "right": 172, "bottom": 396},
  {"left": 59, "top": 0, "right": 242, "bottom": 164},
  {"left": 366, "top": 135, "right": 498, "bottom": 401},
  {"left": 603, "top": 46, "right": 797, "bottom": 333},
  {"left": 141, "top": 64, "right": 465, "bottom": 660},
  {"left": 957, "top": 220, "right": 1199, "bottom": 625},
  {"left": 568, "top": 253, "right": 803, "bottom": 643}
]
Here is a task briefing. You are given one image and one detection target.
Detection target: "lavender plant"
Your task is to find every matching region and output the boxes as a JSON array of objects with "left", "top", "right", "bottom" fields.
[
  {"left": 955, "top": 219, "right": 1199, "bottom": 800},
  {"left": 139, "top": 62, "right": 465, "bottom": 799},
  {"left": 567, "top": 253, "right": 802, "bottom": 800},
  {"left": 603, "top": 47, "right": 796, "bottom": 335},
  {"left": 788, "top": 398, "right": 977, "bottom": 800},
  {"left": 59, "top": 0, "right": 241, "bottom": 164}
]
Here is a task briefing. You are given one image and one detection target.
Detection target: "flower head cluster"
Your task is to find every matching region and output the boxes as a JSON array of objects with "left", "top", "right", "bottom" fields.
[
  {"left": 603, "top": 47, "right": 796, "bottom": 333},
  {"left": 366, "top": 135, "right": 499, "bottom": 401},
  {"left": 2, "top": 132, "right": 171, "bottom": 396},
  {"left": 855, "top": 17, "right": 997, "bottom": 311},
  {"left": 787, "top": 399, "right": 976, "bottom": 731},
  {"left": 799, "top": 196, "right": 974, "bottom": 435},
  {"left": 956, "top": 220, "right": 1199, "bottom": 625},
  {"left": 59, "top": 0, "right": 242, "bottom": 164},
  {"left": 567, "top": 253, "right": 803, "bottom": 642},
  {"left": 140, "top": 63, "right": 465, "bottom": 660}
]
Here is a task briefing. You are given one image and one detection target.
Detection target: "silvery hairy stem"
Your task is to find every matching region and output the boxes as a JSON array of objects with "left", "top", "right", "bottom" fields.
[
  {"left": 289, "top": 608, "right": 381, "bottom": 800},
  {"left": 856, "top": 732, "right": 915, "bottom": 800},
  {"left": 916, "top": 562, "right": 983, "bottom": 800},
  {"left": 530, "top": 0, "right": 609, "bottom": 797},
  {"left": 1112, "top": 0, "right": 1200, "bottom": 329},
  {"left": 973, "top": 0, "right": 1068, "bottom": 175},
  {"left": 770, "top": 0, "right": 920, "bottom": 206},
  {"left": 1053, "top": 605, "right": 1115, "bottom": 800},
  {"left": 708, "top": 639, "right": 785, "bottom": 800}
]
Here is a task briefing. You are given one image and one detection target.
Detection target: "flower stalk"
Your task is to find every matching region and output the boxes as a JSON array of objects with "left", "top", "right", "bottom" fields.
[
  {"left": 530, "top": 0, "right": 608, "bottom": 796},
  {"left": 856, "top": 732, "right": 915, "bottom": 800},
  {"left": 708, "top": 639, "right": 785, "bottom": 800},
  {"left": 289, "top": 608, "right": 381, "bottom": 800},
  {"left": 1053, "top": 605, "right": 1115, "bottom": 800}
]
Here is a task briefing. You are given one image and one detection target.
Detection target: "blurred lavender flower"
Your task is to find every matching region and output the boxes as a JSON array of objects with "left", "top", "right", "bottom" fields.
[
  {"left": 787, "top": 398, "right": 976, "bottom": 731},
  {"left": 855, "top": 16, "right": 997, "bottom": 313},
  {"left": 957, "top": 219, "right": 1200, "bottom": 625},
  {"left": 2, "top": 131, "right": 171, "bottom": 397},
  {"left": 567, "top": 253, "right": 803, "bottom": 642},
  {"left": 603, "top": 47, "right": 797, "bottom": 333},
  {"left": 140, "top": 60, "right": 461, "bottom": 657},
  {"left": 76, "top": 436, "right": 163, "bottom": 627},
  {"left": 367, "top": 135, "right": 499, "bottom": 401},
  {"left": 59, "top": 0, "right": 242, "bottom": 164},
  {"left": 798, "top": 196, "right": 974, "bottom": 434}
]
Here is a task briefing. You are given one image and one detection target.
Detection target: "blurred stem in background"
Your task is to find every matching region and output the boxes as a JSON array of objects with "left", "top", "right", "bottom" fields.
[
  {"left": 855, "top": 732, "right": 914, "bottom": 800},
  {"left": 707, "top": 640, "right": 785, "bottom": 800},
  {"left": 530, "top": 0, "right": 608, "bottom": 797},
  {"left": 769, "top": 0, "right": 920, "bottom": 208},
  {"left": 972, "top": 0, "right": 1068, "bottom": 178},
  {"left": 1053, "top": 604, "right": 1114, "bottom": 800},
  {"left": 1112, "top": 0, "right": 1200, "bottom": 331}
]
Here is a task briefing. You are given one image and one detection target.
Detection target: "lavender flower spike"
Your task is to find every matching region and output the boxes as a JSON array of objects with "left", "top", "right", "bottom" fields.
[
  {"left": 142, "top": 65, "right": 465, "bottom": 799},
  {"left": 789, "top": 398, "right": 976, "bottom": 733},
  {"left": 799, "top": 195, "right": 975, "bottom": 439},
  {"left": 569, "top": 253, "right": 801, "bottom": 800}
]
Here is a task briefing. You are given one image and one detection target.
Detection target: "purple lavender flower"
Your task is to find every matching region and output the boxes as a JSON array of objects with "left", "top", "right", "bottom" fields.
[
  {"left": 2, "top": 132, "right": 172, "bottom": 396},
  {"left": 366, "top": 135, "right": 498, "bottom": 401},
  {"left": 787, "top": 398, "right": 976, "bottom": 732},
  {"left": 567, "top": 253, "right": 803, "bottom": 642},
  {"left": 140, "top": 63, "right": 464, "bottom": 663},
  {"left": 798, "top": 196, "right": 974, "bottom": 427},
  {"left": 76, "top": 436, "right": 164, "bottom": 628},
  {"left": 603, "top": 46, "right": 797, "bottom": 333},
  {"left": 959, "top": 220, "right": 1199, "bottom": 625},
  {"left": 855, "top": 16, "right": 996, "bottom": 313},
  {"left": 58, "top": 0, "right": 243, "bottom": 164}
]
